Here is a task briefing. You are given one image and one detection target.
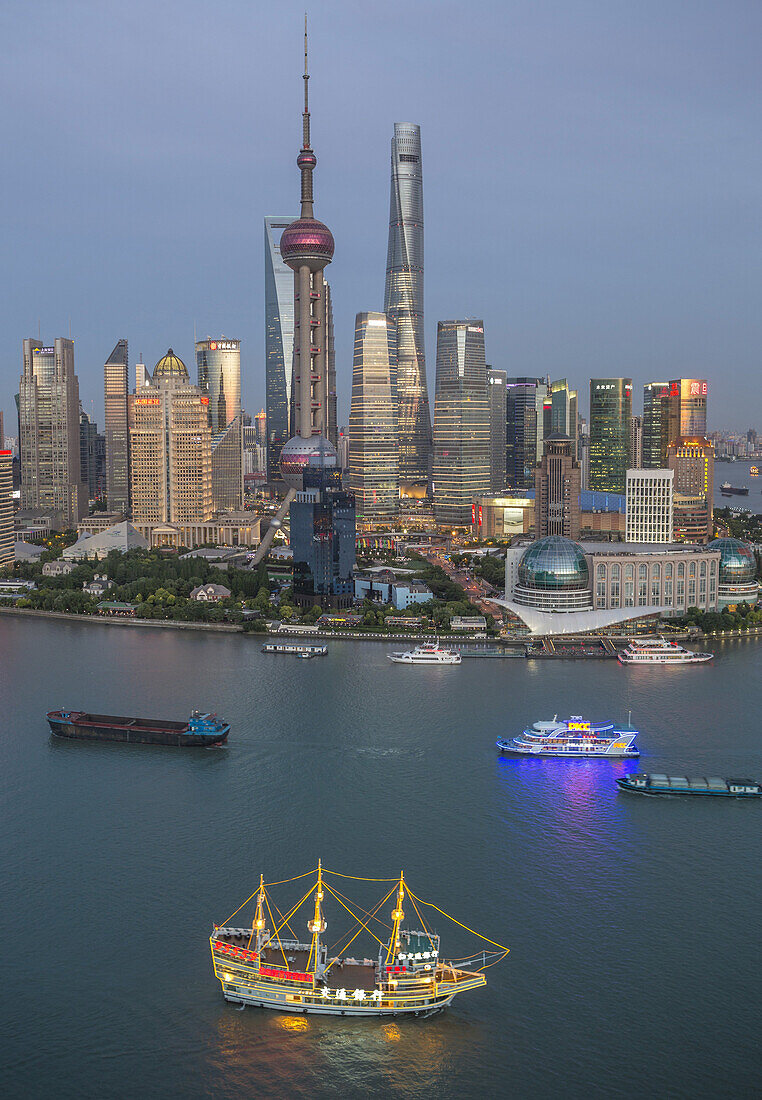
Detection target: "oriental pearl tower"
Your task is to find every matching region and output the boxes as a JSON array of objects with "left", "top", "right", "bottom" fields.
[{"left": 278, "top": 19, "right": 337, "bottom": 490}]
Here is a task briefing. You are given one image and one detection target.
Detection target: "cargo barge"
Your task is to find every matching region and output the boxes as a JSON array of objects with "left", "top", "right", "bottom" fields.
[
  {"left": 46, "top": 709, "right": 229, "bottom": 747},
  {"left": 616, "top": 773, "right": 761, "bottom": 797}
]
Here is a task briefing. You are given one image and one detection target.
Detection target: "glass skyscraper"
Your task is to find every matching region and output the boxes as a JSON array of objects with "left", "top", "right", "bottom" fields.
[
  {"left": 488, "top": 368, "right": 507, "bottom": 493},
  {"left": 104, "top": 339, "right": 130, "bottom": 513},
  {"left": 196, "top": 338, "right": 241, "bottom": 435},
  {"left": 642, "top": 381, "right": 669, "bottom": 468},
  {"left": 349, "top": 312, "right": 398, "bottom": 521},
  {"left": 433, "top": 321, "right": 490, "bottom": 528},
  {"left": 384, "top": 123, "right": 431, "bottom": 496},
  {"left": 588, "top": 378, "right": 632, "bottom": 492},
  {"left": 291, "top": 464, "right": 356, "bottom": 609},
  {"left": 505, "top": 377, "right": 547, "bottom": 490},
  {"left": 211, "top": 414, "right": 244, "bottom": 512},
  {"left": 264, "top": 215, "right": 297, "bottom": 481}
]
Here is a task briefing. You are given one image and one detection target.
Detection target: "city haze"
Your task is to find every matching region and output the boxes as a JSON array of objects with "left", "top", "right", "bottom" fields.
[{"left": 2, "top": 0, "right": 761, "bottom": 430}]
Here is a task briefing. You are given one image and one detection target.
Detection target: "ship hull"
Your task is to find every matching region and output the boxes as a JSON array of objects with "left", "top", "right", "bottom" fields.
[
  {"left": 220, "top": 986, "right": 455, "bottom": 1016},
  {"left": 498, "top": 744, "right": 639, "bottom": 758},
  {"left": 47, "top": 713, "right": 228, "bottom": 748}
]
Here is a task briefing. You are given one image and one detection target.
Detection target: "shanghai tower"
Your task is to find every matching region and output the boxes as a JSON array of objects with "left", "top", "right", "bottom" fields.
[{"left": 384, "top": 123, "right": 432, "bottom": 497}]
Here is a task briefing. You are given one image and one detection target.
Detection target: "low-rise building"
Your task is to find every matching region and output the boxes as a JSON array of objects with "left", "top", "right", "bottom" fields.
[
  {"left": 189, "top": 584, "right": 232, "bottom": 602},
  {"left": 390, "top": 581, "right": 433, "bottom": 610},
  {"left": 63, "top": 521, "right": 149, "bottom": 561},
  {"left": 84, "top": 574, "right": 112, "bottom": 597},
  {"left": 451, "top": 615, "right": 488, "bottom": 631},
  {"left": 96, "top": 601, "right": 137, "bottom": 617},
  {"left": 42, "top": 560, "right": 76, "bottom": 577}
]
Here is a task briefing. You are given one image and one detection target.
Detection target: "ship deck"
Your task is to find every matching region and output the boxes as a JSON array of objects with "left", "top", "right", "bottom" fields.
[{"left": 215, "top": 931, "right": 378, "bottom": 990}]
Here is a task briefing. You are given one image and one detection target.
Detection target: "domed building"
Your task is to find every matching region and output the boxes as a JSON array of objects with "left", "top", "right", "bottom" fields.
[
  {"left": 513, "top": 536, "right": 593, "bottom": 611},
  {"left": 152, "top": 348, "right": 189, "bottom": 383},
  {"left": 708, "top": 537, "right": 759, "bottom": 607}
]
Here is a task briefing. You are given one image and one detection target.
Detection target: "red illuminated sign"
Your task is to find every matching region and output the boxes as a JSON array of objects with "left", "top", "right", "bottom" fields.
[
  {"left": 478, "top": 505, "right": 483, "bottom": 525},
  {"left": 135, "top": 398, "right": 160, "bottom": 406},
  {"left": 472, "top": 504, "right": 476, "bottom": 524},
  {"left": 259, "top": 966, "right": 313, "bottom": 983}
]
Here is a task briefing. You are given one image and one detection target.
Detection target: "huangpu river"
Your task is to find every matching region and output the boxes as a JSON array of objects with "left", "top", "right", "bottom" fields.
[{"left": 1, "top": 617, "right": 759, "bottom": 1099}]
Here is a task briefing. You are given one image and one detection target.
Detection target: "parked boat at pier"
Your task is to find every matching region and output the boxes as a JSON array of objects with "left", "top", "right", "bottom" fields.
[
  {"left": 46, "top": 709, "right": 229, "bottom": 747},
  {"left": 618, "top": 638, "right": 713, "bottom": 665},
  {"left": 388, "top": 641, "right": 461, "bottom": 665},
  {"left": 262, "top": 642, "right": 327, "bottom": 658},
  {"left": 210, "top": 862, "right": 507, "bottom": 1017}
]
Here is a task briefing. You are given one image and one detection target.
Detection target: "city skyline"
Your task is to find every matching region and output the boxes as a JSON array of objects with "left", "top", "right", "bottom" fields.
[{"left": 3, "top": 3, "right": 762, "bottom": 434}]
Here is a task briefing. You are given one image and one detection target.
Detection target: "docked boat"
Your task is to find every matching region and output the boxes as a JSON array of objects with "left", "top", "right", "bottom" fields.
[
  {"left": 617, "top": 774, "right": 761, "bottom": 797},
  {"left": 720, "top": 482, "right": 749, "bottom": 496},
  {"left": 750, "top": 466, "right": 759, "bottom": 476},
  {"left": 388, "top": 640, "right": 461, "bottom": 665},
  {"left": 210, "top": 862, "right": 507, "bottom": 1017},
  {"left": 497, "top": 715, "right": 639, "bottom": 757},
  {"left": 617, "top": 637, "right": 713, "bottom": 665},
  {"left": 261, "top": 642, "right": 327, "bottom": 658},
  {"left": 46, "top": 709, "right": 229, "bottom": 747}
]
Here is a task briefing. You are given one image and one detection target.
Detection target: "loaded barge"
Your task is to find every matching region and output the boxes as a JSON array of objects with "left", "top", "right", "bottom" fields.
[
  {"left": 617, "top": 773, "right": 761, "bottom": 797},
  {"left": 46, "top": 709, "right": 229, "bottom": 747}
]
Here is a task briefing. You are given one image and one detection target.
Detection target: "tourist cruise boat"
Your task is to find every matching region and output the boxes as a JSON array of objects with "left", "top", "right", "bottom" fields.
[
  {"left": 617, "top": 638, "right": 713, "bottom": 665},
  {"left": 387, "top": 640, "right": 461, "bottom": 665},
  {"left": 496, "top": 716, "right": 639, "bottom": 758},
  {"left": 210, "top": 862, "right": 507, "bottom": 1017}
]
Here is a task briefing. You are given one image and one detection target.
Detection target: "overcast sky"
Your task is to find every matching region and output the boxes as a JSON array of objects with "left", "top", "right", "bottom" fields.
[{"left": 2, "top": 0, "right": 761, "bottom": 435}]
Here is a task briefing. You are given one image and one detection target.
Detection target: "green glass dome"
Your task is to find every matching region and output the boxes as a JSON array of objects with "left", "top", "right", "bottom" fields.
[
  {"left": 153, "top": 348, "right": 189, "bottom": 382},
  {"left": 518, "top": 536, "right": 589, "bottom": 591},
  {"left": 708, "top": 538, "right": 756, "bottom": 585}
]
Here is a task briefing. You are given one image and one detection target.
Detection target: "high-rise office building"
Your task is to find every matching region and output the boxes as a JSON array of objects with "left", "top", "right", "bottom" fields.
[
  {"left": 349, "top": 312, "right": 399, "bottom": 522},
  {"left": 0, "top": 410, "right": 4, "bottom": 449},
  {"left": 667, "top": 436, "right": 713, "bottom": 542},
  {"left": 625, "top": 469, "right": 674, "bottom": 543},
  {"left": 488, "top": 368, "right": 507, "bottom": 494},
  {"left": 130, "top": 350, "right": 213, "bottom": 524},
  {"left": 79, "top": 408, "right": 99, "bottom": 502},
  {"left": 550, "top": 379, "right": 578, "bottom": 452},
  {"left": 196, "top": 338, "right": 241, "bottom": 435},
  {"left": 0, "top": 449, "right": 13, "bottom": 567},
  {"left": 211, "top": 414, "right": 244, "bottom": 512},
  {"left": 667, "top": 379, "right": 708, "bottom": 445},
  {"left": 135, "top": 360, "right": 149, "bottom": 392},
  {"left": 19, "top": 338, "right": 86, "bottom": 527},
  {"left": 534, "top": 434, "right": 581, "bottom": 540},
  {"left": 505, "top": 378, "right": 547, "bottom": 490},
  {"left": 588, "top": 378, "right": 632, "bottom": 493},
  {"left": 264, "top": 215, "right": 298, "bottom": 481},
  {"left": 432, "top": 321, "right": 490, "bottom": 528},
  {"left": 104, "top": 338, "right": 130, "bottom": 513},
  {"left": 642, "top": 382, "right": 669, "bottom": 468},
  {"left": 325, "top": 283, "right": 337, "bottom": 447},
  {"left": 291, "top": 463, "right": 356, "bottom": 608},
  {"left": 629, "top": 415, "right": 643, "bottom": 469},
  {"left": 384, "top": 122, "right": 431, "bottom": 496}
]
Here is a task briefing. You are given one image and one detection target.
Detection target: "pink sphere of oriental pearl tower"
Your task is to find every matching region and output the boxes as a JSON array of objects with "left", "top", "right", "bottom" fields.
[{"left": 279, "top": 18, "right": 338, "bottom": 490}]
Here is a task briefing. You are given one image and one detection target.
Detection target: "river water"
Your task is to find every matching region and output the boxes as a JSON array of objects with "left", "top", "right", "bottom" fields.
[{"left": 0, "top": 617, "right": 759, "bottom": 1099}]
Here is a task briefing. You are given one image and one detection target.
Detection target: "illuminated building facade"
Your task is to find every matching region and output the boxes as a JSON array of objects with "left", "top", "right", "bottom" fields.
[
  {"left": 196, "top": 339, "right": 241, "bottom": 435},
  {"left": 0, "top": 449, "right": 13, "bottom": 566},
  {"left": 433, "top": 321, "right": 490, "bottom": 528},
  {"left": 104, "top": 338, "right": 130, "bottom": 513},
  {"left": 130, "top": 350, "right": 212, "bottom": 524},
  {"left": 505, "top": 378, "right": 547, "bottom": 490},
  {"left": 488, "top": 368, "right": 507, "bottom": 493},
  {"left": 534, "top": 434, "right": 581, "bottom": 540},
  {"left": 349, "top": 312, "right": 399, "bottom": 522},
  {"left": 667, "top": 379, "right": 708, "bottom": 446},
  {"left": 588, "top": 378, "right": 632, "bottom": 492},
  {"left": 264, "top": 215, "right": 298, "bottom": 480},
  {"left": 291, "top": 464, "right": 356, "bottom": 608},
  {"left": 19, "top": 338, "right": 86, "bottom": 527},
  {"left": 550, "top": 379, "right": 578, "bottom": 455},
  {"left": 667, "top": 435, "right": 714, "bottom": 542},
  {"left": 384, "top": 123, "right": 431, "bottom": 495}
]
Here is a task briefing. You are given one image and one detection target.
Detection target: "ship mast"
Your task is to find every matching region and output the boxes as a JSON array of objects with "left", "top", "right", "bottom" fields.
[
  {"left": 386, "top": 871, "right": 406, "bottom": 964},
  {"left": 251, "top": 874, "right": 268, "bottom": 953},
  {"left": 307, "top": 859, "right": 327, "bottom": 978}
]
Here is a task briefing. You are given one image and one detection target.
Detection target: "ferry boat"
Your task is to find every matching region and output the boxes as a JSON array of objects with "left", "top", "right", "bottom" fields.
[
  {"left": 720, "top": 482, "right": 749, "bottom": 496},
  {"left": 617, "top": 773, "right": 761, "bottom": 798},
  {"left": 496, "top": 716, "right": 639, "bottom": 758},
  {"left": 388, "top": 640, "right": 461, "bottom": 665},
  {"left": 261, "top": 642, "right": 327, "bottom": 658},
  {"left": 750, "top": 466, "right": 759, "bottom": 476},
  {"left": 46, "top": 709, "right": 229, "bottom": 747},
  {"left": 210, "top": 862, "right": 507, "bottom": 1017},
  {"left": 617, "top": 638, "right": 713, "bottom": 665}
]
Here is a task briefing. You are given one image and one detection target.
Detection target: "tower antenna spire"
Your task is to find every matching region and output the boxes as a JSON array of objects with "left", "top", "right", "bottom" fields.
[{"left": 303, "top": 12, "right": 310, "bottom": 150}]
